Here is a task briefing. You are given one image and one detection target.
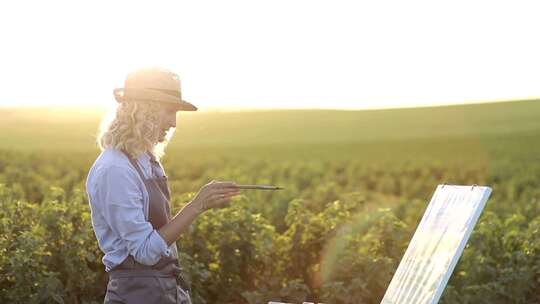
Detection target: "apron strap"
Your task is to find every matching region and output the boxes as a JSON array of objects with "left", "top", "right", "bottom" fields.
[{"left": 108, "top": 268, "right": 176, "bottom": 279}]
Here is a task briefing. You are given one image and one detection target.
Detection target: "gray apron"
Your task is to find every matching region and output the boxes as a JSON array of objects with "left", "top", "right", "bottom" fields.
[{"left": 104, "top": 151, "right": 192, "bottom": 304}]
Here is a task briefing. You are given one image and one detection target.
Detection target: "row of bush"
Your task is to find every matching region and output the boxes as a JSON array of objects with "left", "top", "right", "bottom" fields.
[{"left": 1, "top": 143, "right": 540, "bottom": 303}]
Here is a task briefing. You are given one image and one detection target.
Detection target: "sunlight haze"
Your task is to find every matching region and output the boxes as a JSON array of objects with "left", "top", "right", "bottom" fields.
[{"left": 0, "top": 0, "right": 539, "bottom": 110}]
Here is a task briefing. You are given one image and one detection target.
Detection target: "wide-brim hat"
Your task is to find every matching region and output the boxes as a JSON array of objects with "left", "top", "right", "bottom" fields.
[{"left": 113, "top": 67, "right": 197, "bottom": 111}]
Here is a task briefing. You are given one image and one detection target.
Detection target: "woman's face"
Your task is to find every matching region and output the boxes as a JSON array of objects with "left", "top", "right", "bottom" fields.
[{"left": 157, "top": 103, "right": 178, "bottom": 143}]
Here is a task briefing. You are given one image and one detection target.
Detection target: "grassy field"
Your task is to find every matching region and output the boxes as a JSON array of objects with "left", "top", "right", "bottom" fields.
[
  {"left": 1, "top": 99, "right": 539, "bottom": 303},
  {"left": 2, "top": 99, "right": 539, "bottom": 150}
]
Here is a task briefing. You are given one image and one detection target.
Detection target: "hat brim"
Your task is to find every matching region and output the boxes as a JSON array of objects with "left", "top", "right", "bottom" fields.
[{"left": 113, "top": 88, "right": 198, "bottom": 111}]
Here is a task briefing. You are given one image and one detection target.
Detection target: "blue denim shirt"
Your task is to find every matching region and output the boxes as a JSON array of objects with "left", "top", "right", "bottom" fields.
[{"left": 85, "top": 147, "right": 177, "bottom": 272}]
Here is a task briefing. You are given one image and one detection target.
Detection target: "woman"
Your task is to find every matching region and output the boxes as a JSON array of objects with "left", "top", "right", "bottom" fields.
[{"left": 85, "top": 67, "right": 241, "bottom": 303}]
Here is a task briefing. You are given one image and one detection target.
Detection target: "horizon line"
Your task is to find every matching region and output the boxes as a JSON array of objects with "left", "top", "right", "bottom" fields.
[{"left": 0, "top": 97, "right": 538, "bottom": 113}]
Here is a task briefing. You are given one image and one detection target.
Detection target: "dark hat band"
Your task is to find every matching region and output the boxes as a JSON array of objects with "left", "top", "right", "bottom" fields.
[{"left": 146, "top": 88, "right": 181, "bottom": 98}]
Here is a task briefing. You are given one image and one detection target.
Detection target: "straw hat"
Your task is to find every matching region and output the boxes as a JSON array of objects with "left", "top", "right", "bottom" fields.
[{"left": 113, "top": 67, "right": 197, "bottom": 111}]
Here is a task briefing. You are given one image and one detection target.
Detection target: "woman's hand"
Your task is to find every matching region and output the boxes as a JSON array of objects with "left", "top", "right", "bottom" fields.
[
  {"left": 191, "top": 180, "right": 241, "bottom": 213},
  {"left": 158, "top": 180, "right": 241, "bottom": 246}
]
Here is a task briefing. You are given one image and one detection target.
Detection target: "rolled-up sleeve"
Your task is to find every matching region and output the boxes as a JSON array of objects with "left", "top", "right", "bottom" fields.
[{"left": 96, "top": 165, "right": 171, "bottom": 266}]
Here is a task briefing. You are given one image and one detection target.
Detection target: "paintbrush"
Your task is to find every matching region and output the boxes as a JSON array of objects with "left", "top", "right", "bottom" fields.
[{"left": 236, "top": 184, "right": 284, "bottom": 190}]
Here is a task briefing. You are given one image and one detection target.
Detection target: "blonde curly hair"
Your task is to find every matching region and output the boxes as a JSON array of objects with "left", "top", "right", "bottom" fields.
[{"left": 97, "top": 100, "right": 173, "bottom": 161}]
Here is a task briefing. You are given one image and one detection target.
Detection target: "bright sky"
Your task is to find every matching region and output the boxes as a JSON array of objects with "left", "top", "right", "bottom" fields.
[{"left": 0, "top": 0, "right": 539, "bottom": 110}]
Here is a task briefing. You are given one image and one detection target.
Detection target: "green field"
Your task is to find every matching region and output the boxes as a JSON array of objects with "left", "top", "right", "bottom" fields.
[
  {"left": 2, "top": 100, "right": 539, "bottom": 149},
  {"left": 1, "top": 100, "right": 540, "bottom": 303}
]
